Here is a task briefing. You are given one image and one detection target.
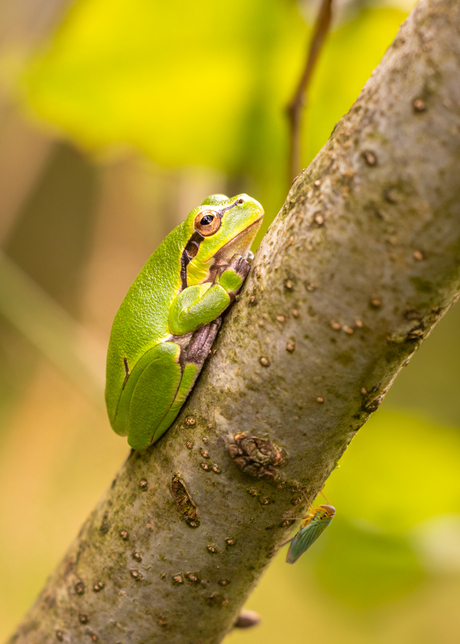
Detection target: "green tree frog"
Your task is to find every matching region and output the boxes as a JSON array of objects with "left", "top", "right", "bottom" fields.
[{"left": 105, "top": 194, "right": 264, "bottom": 450}]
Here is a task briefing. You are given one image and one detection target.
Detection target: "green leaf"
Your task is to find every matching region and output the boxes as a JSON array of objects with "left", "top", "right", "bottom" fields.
[
  {"left": 324, "top": 410, "right": 460, "bottom": 531},
  {"left": 308, "top": 517, "right": 426, "bottom": 607},
  {"left": 22, "top": 2, "right": 406, "bottom": 180},
  {"left": 22, "top": 0, "right": 303, "bottom": 170}
]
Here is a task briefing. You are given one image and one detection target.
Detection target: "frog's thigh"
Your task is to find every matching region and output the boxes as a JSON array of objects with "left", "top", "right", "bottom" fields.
[
  {"left": 150, "top": 319, "right": 222, "bottom": 444},
  {"left": 127, "top": 342, "right": 182, "bottom": 450},
  {"left": 150, "top": 362, "right": 198, "bottom": 444}
]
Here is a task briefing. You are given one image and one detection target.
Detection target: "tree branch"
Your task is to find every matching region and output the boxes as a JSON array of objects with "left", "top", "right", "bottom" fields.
[{"left": 9, "top": 0, "right": 460, "bottom": 642}]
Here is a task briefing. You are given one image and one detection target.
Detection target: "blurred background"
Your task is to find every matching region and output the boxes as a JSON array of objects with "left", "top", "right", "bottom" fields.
[{"left": 1, "top": 0, "right": 460, "bottom": 642}]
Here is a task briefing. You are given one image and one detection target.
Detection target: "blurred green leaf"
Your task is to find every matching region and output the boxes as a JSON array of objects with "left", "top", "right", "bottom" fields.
[
  {"left": 324, "top": 410, "right": 460, "bottom": 531},
  {"left": 22, "top": 2, "right": 406, "bottom": 204},
  {"left": 309, "top": 517, "right": 425, "bottom": 607},
  {"left": 22, "top": 0, "right": 304, "bottom": 171},
  {"left": 19, "top": 0, "right": 411, "bottom": 246}
]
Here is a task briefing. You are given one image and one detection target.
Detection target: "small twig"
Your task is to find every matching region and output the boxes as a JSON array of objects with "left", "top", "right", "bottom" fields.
[{"left": 287, "top": 0, "right": 334, "bottom": 182}]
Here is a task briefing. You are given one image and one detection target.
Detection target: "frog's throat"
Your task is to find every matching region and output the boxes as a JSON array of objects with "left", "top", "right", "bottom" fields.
[{"left": 210, "top": 217, "right": 263, "bottom": 266}]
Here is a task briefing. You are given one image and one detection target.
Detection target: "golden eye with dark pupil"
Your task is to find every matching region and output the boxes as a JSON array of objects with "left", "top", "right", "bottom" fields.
[
  {"left": 200, "top": 214, "right": 214, "bottom": 226},
  {"left": 194, "top": 209, "right": 221, "bottom": 236}
]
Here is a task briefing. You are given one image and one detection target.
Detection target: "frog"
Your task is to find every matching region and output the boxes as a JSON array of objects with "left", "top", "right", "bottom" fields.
[{"left": 105, "top": 193, "right": 264, "bottom": 450}]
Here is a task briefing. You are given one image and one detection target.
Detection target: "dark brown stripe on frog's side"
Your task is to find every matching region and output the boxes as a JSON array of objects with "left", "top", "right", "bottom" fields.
[
  {"left": 180, "top": 231, "right": 204, "bottom": 290},
  {"left": 122, "top": 356, "right": 130, "bottom": 388}
]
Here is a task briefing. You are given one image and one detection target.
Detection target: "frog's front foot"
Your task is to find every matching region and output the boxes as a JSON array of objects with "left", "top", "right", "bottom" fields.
[{"left": 228, "top": 254, "right": 251, "bottom": 280}]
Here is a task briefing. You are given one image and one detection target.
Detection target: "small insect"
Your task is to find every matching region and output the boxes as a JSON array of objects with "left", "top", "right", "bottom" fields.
[{"left": 282, "top": 498, "right": 336, "bottom": 564}]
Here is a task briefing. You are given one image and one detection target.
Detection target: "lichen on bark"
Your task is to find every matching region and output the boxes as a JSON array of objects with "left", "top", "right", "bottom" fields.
[{"left": 8, "top": 1, "right": 460, "bottom": 642}]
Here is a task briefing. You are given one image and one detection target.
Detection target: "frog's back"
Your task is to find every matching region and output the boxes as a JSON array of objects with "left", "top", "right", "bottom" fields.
[{"left": 105, "top": 222, "right": 189, "bottom": 423}]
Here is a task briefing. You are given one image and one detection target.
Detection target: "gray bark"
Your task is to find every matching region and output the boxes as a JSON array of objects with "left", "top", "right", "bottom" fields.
[{"left": 8, "top": 0, "right": 460, "bottom": 642}]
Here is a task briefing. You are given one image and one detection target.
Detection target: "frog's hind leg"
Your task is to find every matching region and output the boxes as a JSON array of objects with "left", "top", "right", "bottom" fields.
[
  {"left": 151, "top": 319, "right": 222, "bottom": 443},
  {"left": 150, "top": 361, "right": 198, "bottom": 444},
  {"left": 123, "top": 342, "right": 183, "bottom": 450}
]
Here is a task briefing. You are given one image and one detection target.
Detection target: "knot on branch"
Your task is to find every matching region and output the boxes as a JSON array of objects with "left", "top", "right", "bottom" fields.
[{"left": 228, "top": 433, "right": 288, "bottom": 479}]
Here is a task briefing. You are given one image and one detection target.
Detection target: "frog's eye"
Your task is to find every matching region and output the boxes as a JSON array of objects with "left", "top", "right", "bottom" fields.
[{"left": 194, "top": 210, "right": 221, "bottom": 236}]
